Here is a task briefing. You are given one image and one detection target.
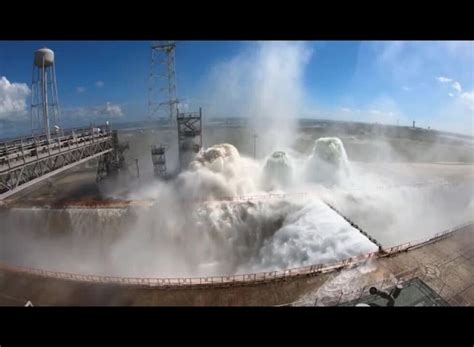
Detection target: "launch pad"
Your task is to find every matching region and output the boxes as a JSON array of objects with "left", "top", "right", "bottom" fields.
[{"left": 0, "top": 43, "right": 473, "bottom": 307}]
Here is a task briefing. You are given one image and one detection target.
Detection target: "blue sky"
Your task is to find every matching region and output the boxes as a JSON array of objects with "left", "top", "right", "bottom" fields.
[{"left": 0, "top": 40, "right": 473, "bottom": 136}]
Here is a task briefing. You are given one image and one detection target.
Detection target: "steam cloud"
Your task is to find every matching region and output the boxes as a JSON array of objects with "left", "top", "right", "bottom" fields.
[
  {"left": 1, "top": 137, "right": 381, "bottom": 277},
  {"left": 1, "top": 42, "right": 472, "bottom": 280},
  {"left": 203, "top": 41, "right": 312, "bottom": 156}
]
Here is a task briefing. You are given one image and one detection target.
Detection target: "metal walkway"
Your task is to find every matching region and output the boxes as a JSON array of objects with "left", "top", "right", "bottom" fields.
[
  {"left": 323, "top": 200, "right": 384, "bottom": 250},
  {"left": 0, "top": 124, "right": 115, "bottom": 200}
]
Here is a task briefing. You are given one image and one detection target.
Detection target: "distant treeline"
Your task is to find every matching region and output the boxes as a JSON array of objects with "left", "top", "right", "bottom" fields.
[{"left": 2, "top": 117, "right": 472, "bottom": 147}]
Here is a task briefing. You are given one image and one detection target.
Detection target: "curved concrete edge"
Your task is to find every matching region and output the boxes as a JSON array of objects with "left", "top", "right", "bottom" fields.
[
  {"left": 1, "top": 220, "right": 472, "bottom": 290},
  {"left": 0, "top": 221, "right": 472, "bottom": 306}
]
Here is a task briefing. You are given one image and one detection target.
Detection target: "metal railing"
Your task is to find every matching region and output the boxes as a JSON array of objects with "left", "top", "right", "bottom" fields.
[
  {"left": 0, "top": 252, "right": 379, "bottom": 288},
  {"left": 0, "top": 124, "right": 115, "bottom": 198},
  {"left": 192, "top": 180, "right": 471, "bottom": 205},
  {"left": 379, "top": 219, "right": 474, "bottom": 255},
  {"left": 0, "top": 124, "right": 111, "bottom": 166},
  {"left": 0, "top": 220, "right": 471, "bottom": 289}
]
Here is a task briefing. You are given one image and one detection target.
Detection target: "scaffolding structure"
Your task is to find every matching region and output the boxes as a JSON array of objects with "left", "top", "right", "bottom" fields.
[
  {"left": 150, "top": 144, "right": 167, "bottom": 178},
  {"left": 177, "top": 108, "right": 202, "bottom": 171},
  {"left": 96, "top": 130, "right": 129, "bottom": 182},
  {"left": 148, "top": 41, "right": 179, "bottom": 126}
]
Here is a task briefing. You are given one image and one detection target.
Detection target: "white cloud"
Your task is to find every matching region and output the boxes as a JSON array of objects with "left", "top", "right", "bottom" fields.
[
  {"left": 460, "top": 91, "right": 474, "bottom": 112},
  {"left": 0, "top": 76, "right": 30, "bottom": 120},
  {"left": 436, "top": 76, "right": 463, "bottom": 94},
  {"left": 460, "top": 91, "right": 474, "bottom": 102},
  {"left": 436, "top": 76, "right": 452, "bottom": 83},
  {"left": 76, "top": 86, "right": 86, "bottom": 93},
  {"left": 95, "top": 81, "right": 104, "bottom": 88},
  {"left": 103, "top": 102, "right": 123, "bottom": 117},
  {"left": 452, "top": 81, "right": 462, "bottom": 93},
  {"left": 336, "top": 42, "right": 474, "bottom": 135},
  {"left": 63, "top": 102, "right": 124, "bottom": 120}
]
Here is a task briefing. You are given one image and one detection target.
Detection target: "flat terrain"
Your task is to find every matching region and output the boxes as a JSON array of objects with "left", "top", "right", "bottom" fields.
[
  {"left": 0, "top": 123, "right": 473, "bottom": 305},
  {"left": 4, "top": 124, "right": 474, "bottom": 207}
]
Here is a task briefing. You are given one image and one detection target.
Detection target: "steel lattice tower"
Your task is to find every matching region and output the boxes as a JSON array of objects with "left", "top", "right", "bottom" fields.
[
  {"left": 177, "top": 107, "right": 202, "bottom": 171},
  {"left": 148, "top": 41, "right": 179, "bottom": 126}
]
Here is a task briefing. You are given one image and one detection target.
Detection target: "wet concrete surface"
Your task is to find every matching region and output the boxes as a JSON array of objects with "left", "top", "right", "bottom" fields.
[
  {"left": 0, "top": 127, "right": 472, "bottom": 305},
  {"left": 0, "top": 224, "right": 472, "bottom": 306}
]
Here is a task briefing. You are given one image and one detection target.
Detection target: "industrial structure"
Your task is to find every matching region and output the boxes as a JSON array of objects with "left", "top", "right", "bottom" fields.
[
  {"left": 148, "top": 41, "right": 203, "bottom": 175},
  {"left": 30, "top": 48, "right": 63, "bottom": 142},
  {"left": 1, "top": 43, "right": 472, "bottom": 308},
  {"left": 177, "top": 108, "right": 202, "bottom": 171},
  {"left": 96, "top": 129, "right": 129, "bottom": 182},
  {"left": 147, "top": 40, "right": 177, "bottom": 178},
  {"left": 150, "top": 144, "right": 168, "bottom": 178},
  {"left": 148, "top": 41, "right": 179, "bottom": 126},
  {"left": 0, "top": 48, "right": 127, "bottom": 200},
  {"left": 0, "top": 124, "right": 115, "bottom": 199}
]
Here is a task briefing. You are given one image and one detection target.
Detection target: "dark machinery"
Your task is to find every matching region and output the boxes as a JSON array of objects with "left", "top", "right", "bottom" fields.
[
  {"left": 96, "top": 130, "right": 129, "bottom": 182},
  {"left": 151, "top": 144, "right": 168, "bottom": 178}
]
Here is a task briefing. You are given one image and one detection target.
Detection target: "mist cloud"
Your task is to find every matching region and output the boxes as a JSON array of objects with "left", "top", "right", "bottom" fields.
[{"left": 200, "top": 41, "right": 312, "bottom": 154}]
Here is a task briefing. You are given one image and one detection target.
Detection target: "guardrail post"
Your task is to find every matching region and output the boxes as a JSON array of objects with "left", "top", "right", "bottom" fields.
[
  {"left": 439, "top": 282, "right": 446, "bottom": 297},
  {"left": 358, "top": 287, "right": 365, "bottom": 301},
  {"left": 20, "top": 139, "right": 26, "bottom": 164},
  {"left": 6, "top": 142, "right": 11, "bottom": 169},
  {"left": 336, "top": 291, "right": 344, "bottom": 305}
]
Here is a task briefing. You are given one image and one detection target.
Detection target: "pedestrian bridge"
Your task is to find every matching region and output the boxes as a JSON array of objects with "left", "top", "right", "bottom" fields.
[{"left": 0, "top": 124, "right": 116, "bottom": 200}]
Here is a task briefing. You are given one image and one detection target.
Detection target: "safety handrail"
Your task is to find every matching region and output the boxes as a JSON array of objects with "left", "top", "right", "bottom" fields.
[{"left": 1, "top": 220, "right": 471, "bottom": 288}]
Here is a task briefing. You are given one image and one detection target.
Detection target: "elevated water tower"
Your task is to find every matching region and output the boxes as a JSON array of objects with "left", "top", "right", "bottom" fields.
[{"left": 31, "top": 47, "right": 62, "bottom": 142}]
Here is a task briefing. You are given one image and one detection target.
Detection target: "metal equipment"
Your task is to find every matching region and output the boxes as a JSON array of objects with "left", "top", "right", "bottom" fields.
[
  {"left": 177, "top": 107, "right": 202, "bottom": 171},
  {"left": 151, "top": 144, "right": 168, "bottom": 178},
  {"left": 148, "top": 41, "right": 179, "bottom": 126}
]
